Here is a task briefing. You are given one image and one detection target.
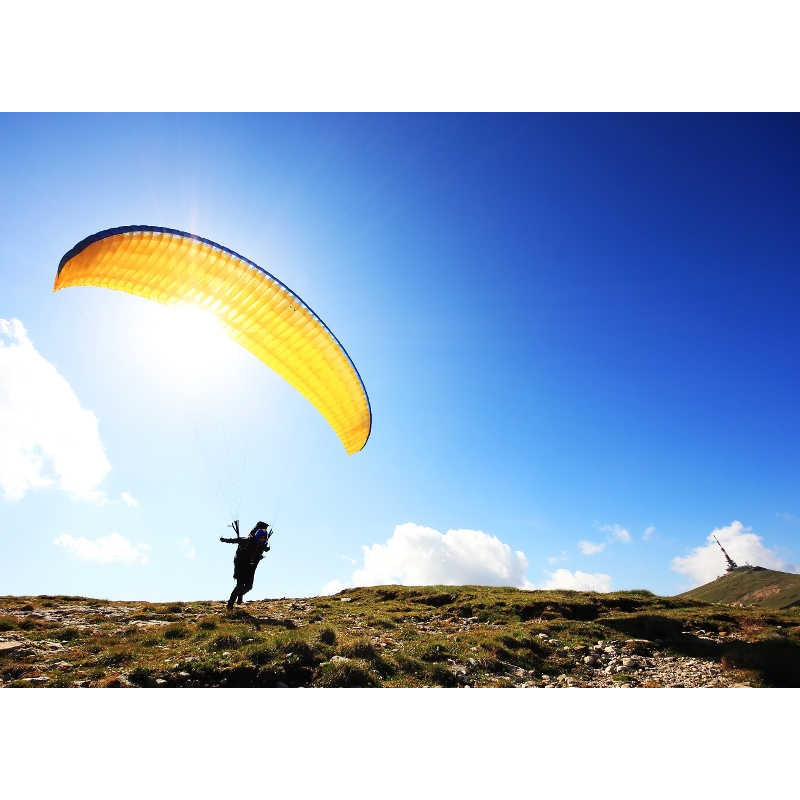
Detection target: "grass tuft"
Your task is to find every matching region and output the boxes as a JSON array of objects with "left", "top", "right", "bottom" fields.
[
  {"left": 316, "top": 659, "right": 381, "bottom": 687},
  {"left": 163, "top": 624, "right": 189, "bottom": 640},
  {"left": 212, "top": 634, "right": 242, "bottom": 650},
  {"left": 318, "top": 627, "right": 337, "bottom": 645}
]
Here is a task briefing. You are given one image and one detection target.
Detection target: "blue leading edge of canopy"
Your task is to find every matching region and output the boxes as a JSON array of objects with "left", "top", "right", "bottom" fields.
[{"left": 56, "top": 224, "right": 372, "bottom": 450}]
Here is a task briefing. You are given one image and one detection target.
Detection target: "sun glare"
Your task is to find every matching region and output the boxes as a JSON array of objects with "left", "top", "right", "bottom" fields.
[{"left": 138, "top": 302, "right": 240, "bottom": 387}]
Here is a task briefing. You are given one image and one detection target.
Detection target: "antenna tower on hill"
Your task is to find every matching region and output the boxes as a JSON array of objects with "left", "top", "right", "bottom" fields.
[{"left": 713, "top": 535, "right": 738, "bottom": 572}]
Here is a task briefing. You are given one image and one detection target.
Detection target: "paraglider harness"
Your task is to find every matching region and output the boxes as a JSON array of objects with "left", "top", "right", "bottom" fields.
[
  {"left": 225, "top": 520, "right": 274, "bottom": 577},
  {"left": 221, "top": 521, "right": 274, "bottom": 609}
]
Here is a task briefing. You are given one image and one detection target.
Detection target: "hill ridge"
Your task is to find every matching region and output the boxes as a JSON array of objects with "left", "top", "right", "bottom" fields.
[{"left": 677, "top": 567, "right": 800, "bottom": 609}]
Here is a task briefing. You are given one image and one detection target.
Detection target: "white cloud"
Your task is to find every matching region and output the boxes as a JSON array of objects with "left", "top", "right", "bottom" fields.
[
  {"left": 547, "top": 551, "right": 568, "bottom": 565},
  {"left": 121, "top": 491, "right": 139, "bottom": 508},
  {"left": 576, "top": 522, "right": 632, "bottom": 555},
  {"left": 540, "top": 569, "right": 612, "bottom": 592},
  {"left": 671, "top": 520, "right": 796, "bottom": 585},
  {"left": 54, "top": 532, "right": 150, "bottom": 565},
  {"left": 322, "top": 579, "right": 345, "bottom": 595},
  {"left": 642, "top": 525, "right": 656, "bottom": 541},
  {"left": 323, "top": 523, "right": 618, "bottom": 596},
  {"left": 579, "top": 539, "right": 606, "bottom": 555},
  {"left": 330, "top": 523, "right": 533, "bottom": 589},
  {"left": 598, "top": 523, "right": 631, "bottom": 543},
  {"left": 179, "top": 537, "right": 196, "bottom": 560},
  {"left": 0, "top": 318, "right": 111, "bottom": 502}
]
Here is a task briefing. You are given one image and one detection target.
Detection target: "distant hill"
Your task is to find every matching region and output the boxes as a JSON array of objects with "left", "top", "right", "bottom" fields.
[{"left": 677, "top": 567, "right": 800, "bottom": 609}]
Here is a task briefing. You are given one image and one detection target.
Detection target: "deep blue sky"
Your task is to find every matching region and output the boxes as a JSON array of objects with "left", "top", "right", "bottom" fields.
[{"left": 1, "top": 113, "right": 799, "bottom": 599}]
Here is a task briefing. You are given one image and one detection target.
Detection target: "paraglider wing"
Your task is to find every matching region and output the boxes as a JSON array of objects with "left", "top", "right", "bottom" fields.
[{"left": 54, "top": 225, "right": 371, "bottom": 454}]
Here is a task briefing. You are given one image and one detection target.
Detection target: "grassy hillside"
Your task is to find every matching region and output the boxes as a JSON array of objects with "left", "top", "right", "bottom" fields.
[
  {"left": 677, "top": 567, "right": 800, "bottom": 609},
  {"left": 2, "top": 585, "right": 800, "bottom": 687}
]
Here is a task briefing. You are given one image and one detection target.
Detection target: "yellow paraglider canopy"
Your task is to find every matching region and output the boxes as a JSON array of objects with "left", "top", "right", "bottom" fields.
[{"left": 55, "top": 225, "right": 371, "bottom": 454}]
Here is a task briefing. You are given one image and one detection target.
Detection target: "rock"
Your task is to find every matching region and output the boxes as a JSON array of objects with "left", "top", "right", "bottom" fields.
[
  {"left": 0, "top": 640, "right": 26, "bottom": 654},
  {"left": 623, "top": 639, "right": 654, "bottom": 654},
  {"left": 537, "top": 633, "right": 549, "bottom": 639},
  {"left": 330, "top": 655, "right": 350, "bottom": 663},
  {"left": 155, "top": 678, "right": 168, "bottom": 686},
  {"left": 339, "top": 597, "right": 353, "bottom": 603}
]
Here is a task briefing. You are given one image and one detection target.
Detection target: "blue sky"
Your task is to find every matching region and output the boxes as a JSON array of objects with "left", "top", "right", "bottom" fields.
[{"left": 1, "top": 113, "right": 799, "bottom": 601}]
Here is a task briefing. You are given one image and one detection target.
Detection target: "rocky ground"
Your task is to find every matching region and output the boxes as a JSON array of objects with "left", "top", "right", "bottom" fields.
[
  {"left": 516, "top": 631, "right": 750, "bottom": 688},
  {"left": 2, "top": 586, "right": 799, "bottom": 687}
]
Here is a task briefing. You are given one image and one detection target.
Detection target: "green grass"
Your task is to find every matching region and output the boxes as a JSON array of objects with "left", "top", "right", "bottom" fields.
[
  {"left": 316, "top": 659, "right": 380, "bottom": 687},
  {"left": 678, "top": 567, "right": 800, "bottom": 609},
  {"left": 2, "top": 585, "right": 800, "bottom": 687},
  {"left": 0, "top": 615, "right": 18, "bottom": 631}
]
